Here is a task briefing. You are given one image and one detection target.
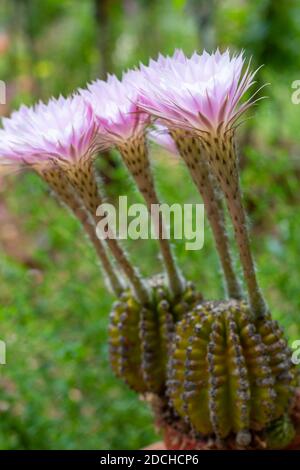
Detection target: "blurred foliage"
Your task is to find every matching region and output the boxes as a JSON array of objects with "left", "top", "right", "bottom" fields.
[{"left": 0, "top": 0, "right": 300, "bottom": 450}]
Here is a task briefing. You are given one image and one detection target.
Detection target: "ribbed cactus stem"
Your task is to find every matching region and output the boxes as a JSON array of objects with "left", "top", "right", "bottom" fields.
[
  {"left": 108, "top": 279, "right": 202, "bottom": 394},
  {"left": 117, "top": 135, "right": 184, "bottom": 298},
  {"left": 170, "top": 129, "right": 242, "bottom": 300},
  {"left": 41, "top": 167, "right": 124, "bottom": 296},
  {"left": 198, "top": 129, "right": 267, "bottom": 319},
  {"left": 53, "top": 160, "right": 149, "bottom": 304},
  {"left": 109, "top": 292, "right": 147, "bottom": 392},
  {"left": 168, "top": 300, "right": 296, "bottom": 447}
]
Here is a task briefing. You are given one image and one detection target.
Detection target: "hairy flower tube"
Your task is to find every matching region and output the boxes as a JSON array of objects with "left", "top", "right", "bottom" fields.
[
  {"left": 0, "top": 95, "right": 148, "bottom": 302},
  {"left": 150, "top": 123, "right": 242, "bottom": 300},
  {"left": 137, "top": 49, "right": 267, "bottom": 318},
  {"left": 81, "top": 74, "right": 184, "bottom": 298}
]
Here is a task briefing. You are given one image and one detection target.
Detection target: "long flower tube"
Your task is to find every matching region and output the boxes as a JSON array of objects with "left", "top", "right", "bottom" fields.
[
  {"left": 150, "top": 125, "right": 242, "bottom": 300},
  {"left": 0, "top": 95, "right": 149, "bottom": 304},
  {"left": 57, "top": 156, "right": 149, "bottom": 303},
  {"left": 81, "top": 75, "right": 184, "bottom": 298},
  {"left": 137, "top": 49, "right": 267, "bottom": 318},
  {"left": 41, "top": 165, "right": 124, "bottom": 295},
  {"left": 197, "top": 127, "right": 267, "bottom": 317}
]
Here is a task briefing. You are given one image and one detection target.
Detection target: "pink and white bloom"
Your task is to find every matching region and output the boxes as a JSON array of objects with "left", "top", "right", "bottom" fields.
[
  {"left": 148, "top": 125, "right": 178, "bottom": 156},
  {"left": 136, "top": 49, "right": 259, "bottom": 134},
  {"left": 80, "top": 73, "right": 150, "bottom": 149},
  {"left": 0, "top": 94, "right": 98, "bottom": 172}
]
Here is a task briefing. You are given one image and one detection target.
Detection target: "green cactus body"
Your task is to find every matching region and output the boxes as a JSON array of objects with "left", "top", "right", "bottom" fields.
[
  {"left": 109, "top": 281, "right": 202, "bottom": 394},
  {"left": 256, "top": 318, "right": 297, "bottom": 420},
  {"left": 167, "top": 300, "right": 296, "bottom": 446},
  {"left": 109, "top": 292, "right": 147, "bottom": 393}
]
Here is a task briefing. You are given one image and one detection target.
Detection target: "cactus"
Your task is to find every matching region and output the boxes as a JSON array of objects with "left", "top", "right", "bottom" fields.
[
  {"left": 108, "top": 280, "right": 202, "bottom": 394},
  {"left": 109, "top": 291, "right": 148, "bottom": 393},
  {"left": 167, "top": 299, "right": 296, "bottom": 447}
]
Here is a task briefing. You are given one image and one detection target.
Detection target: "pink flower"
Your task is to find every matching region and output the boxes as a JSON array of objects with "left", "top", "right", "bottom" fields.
[
  {"left": 80, "top": 73, "right": 150, "bottom": 148},
  {"left": 148, "top": 125, "right": 178, "bottom": 155},
  {"left": 136, "top": 49, "right": 259, "bottom": 134},
  {"left": 0, "top": 95, "right": 98, "bottom": 171},
  {"left": 139, "top": 49, "right": 187, "bottom": 74}
]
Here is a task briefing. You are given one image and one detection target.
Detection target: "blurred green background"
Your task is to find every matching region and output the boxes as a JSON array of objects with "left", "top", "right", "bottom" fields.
[{"left": 0, "top": 0, "right": 300, "bottom": 450}]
